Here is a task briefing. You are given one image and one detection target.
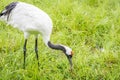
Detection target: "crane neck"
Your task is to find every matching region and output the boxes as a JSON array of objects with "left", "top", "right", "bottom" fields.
[{"left": 47, "top": 41, "right": 66, "bottom": 53}]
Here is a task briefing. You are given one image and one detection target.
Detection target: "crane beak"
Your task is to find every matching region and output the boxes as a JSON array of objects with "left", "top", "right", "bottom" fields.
[{"left": 67, "top": 55, "right": 73, "bottom": 70}]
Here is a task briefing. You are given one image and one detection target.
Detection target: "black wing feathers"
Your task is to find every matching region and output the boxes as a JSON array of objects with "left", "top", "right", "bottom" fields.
[{"left": 0, "top": 2, "right": 18, "bottom": 20}]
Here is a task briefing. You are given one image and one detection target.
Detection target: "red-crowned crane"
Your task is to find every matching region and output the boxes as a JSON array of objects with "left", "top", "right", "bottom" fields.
[{"left": 0, "top": 2, "right": 73, "bottom": 70}]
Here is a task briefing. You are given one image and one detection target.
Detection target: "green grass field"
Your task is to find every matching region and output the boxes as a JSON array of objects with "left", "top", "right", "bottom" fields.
[{"left": 0, "top": 0, "right": 120, "bottom": 80}]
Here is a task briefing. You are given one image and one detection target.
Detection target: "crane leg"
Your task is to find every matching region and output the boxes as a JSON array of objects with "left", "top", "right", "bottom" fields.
[
  {"left": 35, "top": 38, "right": 40, "bottom": 68},
  {"left": 23, "top": 39, "right": 27, "bottom": 69}
]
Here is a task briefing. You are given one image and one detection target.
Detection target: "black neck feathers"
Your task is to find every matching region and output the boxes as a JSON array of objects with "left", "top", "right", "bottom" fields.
[{"left": 48, "top": 41, "right": 66, "bottom": 53}]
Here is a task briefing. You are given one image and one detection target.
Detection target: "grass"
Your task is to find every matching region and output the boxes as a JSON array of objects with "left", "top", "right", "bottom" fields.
[{"left": 0, "top": 0, "right": 120, "bottom": 80}]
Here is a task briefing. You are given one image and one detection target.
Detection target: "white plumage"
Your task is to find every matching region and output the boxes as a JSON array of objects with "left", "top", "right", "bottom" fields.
[
  {"left": 2, "top": 2, "right": 52, "bottom": 45},
  {"left": 0, "top": 1, "right": 73, "bottom": 69}
]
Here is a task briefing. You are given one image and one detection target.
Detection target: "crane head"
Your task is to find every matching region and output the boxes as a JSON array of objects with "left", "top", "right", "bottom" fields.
[
  {"left": 63, "top": 46, "right": 74, "bottom": 70},
  {"left": 47, "top": 41, "right": 74, "bottom": 70}
]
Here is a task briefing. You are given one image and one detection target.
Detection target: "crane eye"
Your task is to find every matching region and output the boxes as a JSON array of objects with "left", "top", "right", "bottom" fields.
[{"left": 71, "top": 51, "right": 74, "bottom": 56}]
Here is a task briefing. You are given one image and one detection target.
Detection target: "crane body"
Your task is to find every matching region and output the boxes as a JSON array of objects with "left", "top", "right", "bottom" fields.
[{"left": 0, "top": 2, "right": 73, "bottom": 70}]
